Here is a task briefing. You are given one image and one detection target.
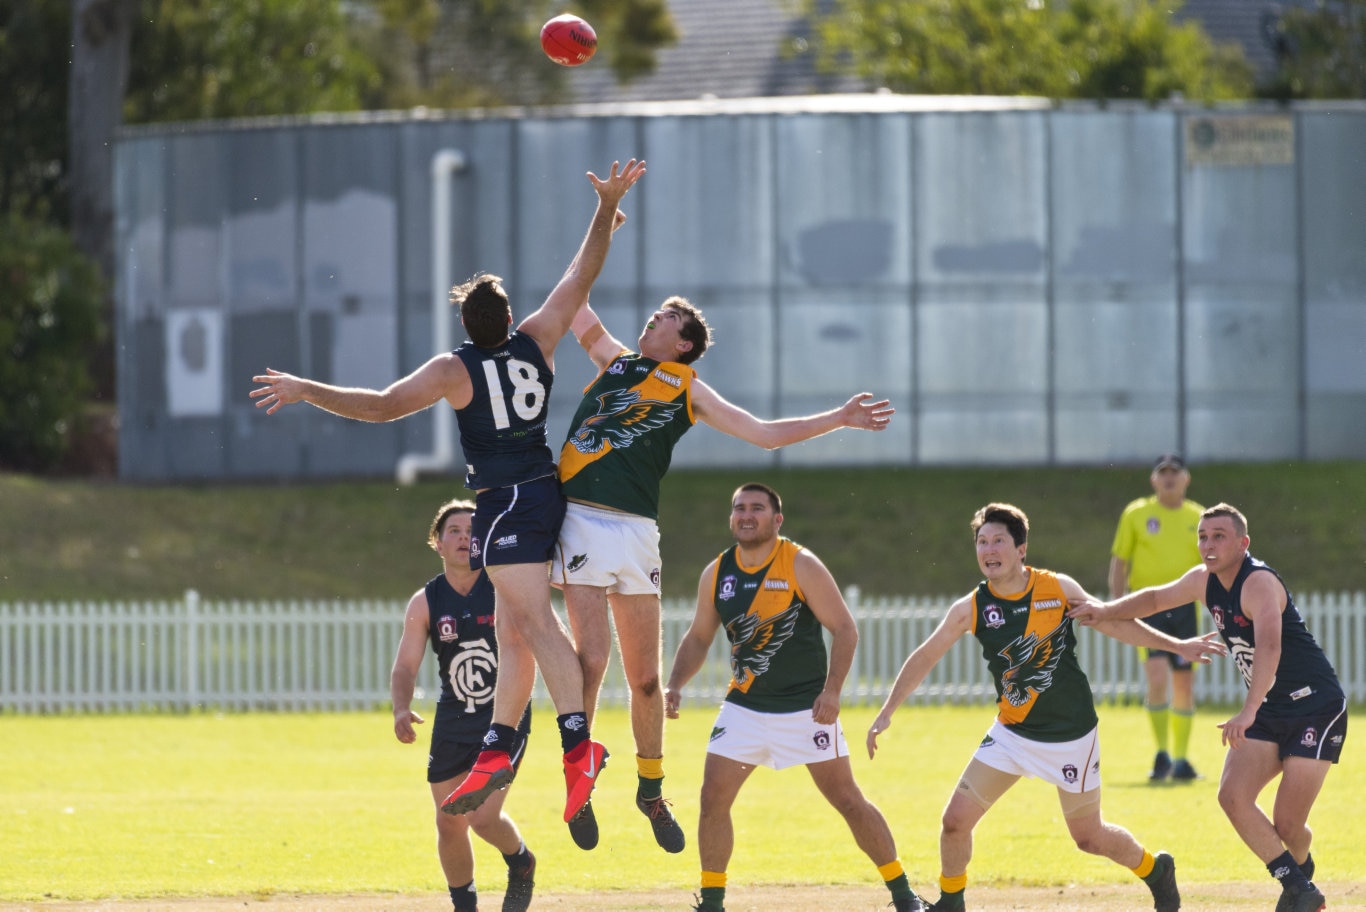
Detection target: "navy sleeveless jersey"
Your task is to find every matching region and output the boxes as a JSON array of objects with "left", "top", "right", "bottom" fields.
[
  {"left": 1204, "top": 554, "right": 1343, "bottom": 716},
  {"left": 426, "top": 571, "right": 500, "bottom": 735},
  {"left": 453, "top": 331, "right": 556, "bottom": 490}
]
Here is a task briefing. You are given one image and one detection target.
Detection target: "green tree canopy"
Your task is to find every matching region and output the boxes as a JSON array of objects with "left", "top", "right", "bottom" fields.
[
  {"left": 795, "top": 0, "right": 1252, "bottom": 101},
  {"left": 1265, "top": 0, "right": 1366, "bottom": 99}
]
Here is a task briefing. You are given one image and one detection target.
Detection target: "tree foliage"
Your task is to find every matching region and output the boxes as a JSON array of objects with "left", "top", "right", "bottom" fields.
[
  {"left": 1264, "top": 0, "right": 1366, "bottom": 98},
  {"left": 0, "top": 1, "right": 72, "bottom": 221},
  {"left": 125, "top": 0, "right": 382, "bottom": 122},
  {"left": 795, "top": 0, "right": 1252, "bottom": 101},
  {"left": 0, "top": 213, "right": 106, "bottom": 472}
]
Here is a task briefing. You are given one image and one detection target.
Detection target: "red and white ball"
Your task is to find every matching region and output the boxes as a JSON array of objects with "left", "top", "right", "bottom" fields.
[{"left": 540, "top": 13, "right": 597, "bottom": 67}]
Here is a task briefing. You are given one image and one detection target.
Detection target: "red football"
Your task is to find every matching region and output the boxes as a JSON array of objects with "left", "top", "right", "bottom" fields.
[{"left": 540, "top": 13, "right": 597, "bottom": 67}]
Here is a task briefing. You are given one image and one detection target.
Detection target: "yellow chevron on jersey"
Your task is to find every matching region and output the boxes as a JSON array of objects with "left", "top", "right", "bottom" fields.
[
  {"left": 970, "top": 568, "right": 1097, "bottom": 740},
  {"left": 558, "top": 352, "right": 696, "bottom": 510}
]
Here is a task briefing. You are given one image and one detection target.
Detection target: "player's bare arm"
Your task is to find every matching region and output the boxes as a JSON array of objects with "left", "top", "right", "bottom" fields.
[
  {"left": 390, "top": 591, "right": 432, "bottom": 744},
  {"left": 250, "top": 352, "right": 470, "bottom": 419},
  {"left": 520, "top": 158, "right": 646, "bottom": 359},
  {"left": 866, "top": 594, "right": 973, "bottom": 758},
  {"left": 692, "top": 382, "right": 894, "bottom": 450},
  {"left": 570, "top": 302, "right": 630, "bottom": 370},
  {"left": 793, "top": 548, "right": 857, "bottom": 726},
  {"left": 664, "top": 559, "right": 724, "bottom": 719},
  {"left": 1219, "top": 570, "right": 1286, "bottom": 748},
  {"left": 1069, "top": 563, "right": 1207, "bottom": 626}
]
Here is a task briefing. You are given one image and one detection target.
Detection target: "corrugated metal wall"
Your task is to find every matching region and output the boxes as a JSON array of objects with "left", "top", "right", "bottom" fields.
[{"left": 113, "top": 97, "right": 1366, "bottom": 481}]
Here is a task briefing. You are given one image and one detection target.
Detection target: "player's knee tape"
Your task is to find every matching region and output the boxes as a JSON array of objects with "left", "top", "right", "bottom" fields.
[
  {"left": 957, "top": 761, "right": 1018, "bottom": 811},
  {"left": 1059, "top": 786, "right": 1102, "bottom": 819}
]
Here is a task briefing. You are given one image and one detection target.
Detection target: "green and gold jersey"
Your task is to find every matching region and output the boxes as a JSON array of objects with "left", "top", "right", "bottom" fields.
[
  {"left": 1110, "top": 496, "right": 1204, "bottom": 591},
  {"left": 971, "top": 568, "right": 1098, "bottom": 743},
  {"left": 711, "top": 538, "right": 827, "bottom": 713},
  {"left": 558, "top": 351, "right": 695, "bottom": 520}
]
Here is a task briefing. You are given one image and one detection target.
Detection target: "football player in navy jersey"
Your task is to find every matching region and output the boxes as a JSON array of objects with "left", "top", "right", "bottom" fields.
[
  {"left": 1071, "top": 503, "right": 1345, "bottom": 912},
  {"left": 391, "top": 500, "right": 535, "bottom": 912},
  {"left": 253, "top": 159, "right": 645, "bottom": 829}
]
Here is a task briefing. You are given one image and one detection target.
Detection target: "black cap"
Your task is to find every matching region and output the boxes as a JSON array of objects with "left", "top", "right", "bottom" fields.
[{"left": 1153, "top": 453, "right": 1186, "bottom": 470}]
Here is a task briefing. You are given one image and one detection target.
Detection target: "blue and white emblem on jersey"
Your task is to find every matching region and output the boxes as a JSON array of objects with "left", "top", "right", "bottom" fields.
[
  {"left": 1146, "top": 517, "right": 1161, "bottom": 534},
  {"left": 607, "top": 359, "right": 627, "bottom": 375},
  {"left": 983, "top": 603, "right": 1005, "bottom": 629},
  {"left": 718, "top": 574, "right": 738, "bottom": 601}
]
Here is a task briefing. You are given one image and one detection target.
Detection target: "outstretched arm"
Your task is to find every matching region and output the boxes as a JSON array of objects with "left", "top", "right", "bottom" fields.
[
  {"left": 692, "top": 382, "right": 894, "bottom": 450},
  {"left": 1069, "top": 564, "right": 1208, "bottom": 625},
  {"left": 1058, "top": 571, "right": 1225, "bottom": 665},
  {"left": 866, "top": 595, "right": 973, "bottom": 758},
  {"left": 250, "top": 352, "right": 470, "bottom": 420},
  {"left": 519, "top": 159, "right": 646, "bottom": 360}
]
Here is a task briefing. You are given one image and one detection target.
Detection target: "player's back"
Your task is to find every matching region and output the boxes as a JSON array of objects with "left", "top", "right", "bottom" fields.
[{"left": 454, "top": 332, "right": 557, "bottom": 490}]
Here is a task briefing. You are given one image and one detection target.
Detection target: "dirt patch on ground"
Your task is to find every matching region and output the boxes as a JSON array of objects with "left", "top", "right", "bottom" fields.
[{"left": 3, "top": 881, "right": 1363, "bottom": 911}]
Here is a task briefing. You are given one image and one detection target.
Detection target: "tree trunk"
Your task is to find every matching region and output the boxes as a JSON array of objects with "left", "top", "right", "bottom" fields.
[{"left": 68, "top": 0, "right": 136, "bottom": 401}]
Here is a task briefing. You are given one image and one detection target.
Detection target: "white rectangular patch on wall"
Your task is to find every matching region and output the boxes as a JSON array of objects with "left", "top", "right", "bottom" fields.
[{"left": 165, "top": 309, "right": 224, "bottom": 417}]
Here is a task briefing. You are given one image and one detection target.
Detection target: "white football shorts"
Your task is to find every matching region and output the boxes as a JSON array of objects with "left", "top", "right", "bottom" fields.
[
  {"left": 551, "top": 501, "right": 661, "bottom": 595},
  {"left": 971, "top": 719, "right": 1102, "bottom": 793},
  {"left": 706, "top": 701, "right": 848, "bottom": 770}
]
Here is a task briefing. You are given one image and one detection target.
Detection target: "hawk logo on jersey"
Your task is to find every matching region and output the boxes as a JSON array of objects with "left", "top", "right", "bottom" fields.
[
  {"left": 726, "top": 604, "right": 800, "bottom": 693},
  {"left": 567, "top": 553, "right": 588, "bottom": 572},
  {"left": 565, "top": 388, "right": 683, "bottom": 455},
  {"left": 997, "top": 623, "right": 1068, "bottom": 708}
]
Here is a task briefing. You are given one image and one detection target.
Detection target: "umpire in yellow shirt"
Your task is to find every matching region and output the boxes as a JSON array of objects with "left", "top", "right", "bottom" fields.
[{"left": 1109, "top": 454, "right": 1204, "bottom": 782}]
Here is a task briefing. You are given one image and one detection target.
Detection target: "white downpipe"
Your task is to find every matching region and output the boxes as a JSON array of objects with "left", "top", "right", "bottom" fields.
[{"left": 397, "top": 149, "right": 467, "bottom": 485}]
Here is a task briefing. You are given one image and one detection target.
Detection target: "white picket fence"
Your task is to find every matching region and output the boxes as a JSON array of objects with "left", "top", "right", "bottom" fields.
[{"left": 2, "top": 590, "right": 1363, "bottom": 713}]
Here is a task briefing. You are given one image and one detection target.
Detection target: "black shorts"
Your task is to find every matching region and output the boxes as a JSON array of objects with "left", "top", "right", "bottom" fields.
[
  {"left": 1248, "top": 698, "right": 1347, "bottom": 763},
  {"left": 427, "top": 702, "right": 532, "bottom": 784},
  {"left": 1142, "top": 602, "right": 1198, "bottom": 669},
  {"left": 469, "top": 475, "right": 567, "bottom": 568}
]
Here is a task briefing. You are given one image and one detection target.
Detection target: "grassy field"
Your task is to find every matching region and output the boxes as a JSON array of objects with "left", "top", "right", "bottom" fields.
[
  {"left": 2, "top": 704, "right": 1362, "bottom": 904},
  {"left": 2, "top": 462, "right": 1365, "bottom": 601}
]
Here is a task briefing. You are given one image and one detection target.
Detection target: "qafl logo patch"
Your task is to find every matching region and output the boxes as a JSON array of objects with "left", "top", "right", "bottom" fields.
[
  {"left": 812, "top": 730, "right": 832, "bottom": 751},
  {"left": 718, "top": 575, "right": 738, "bottom": 601},
  {"left": 983, "top": 604, "right": 1006, "bottom": 629},
  {"left": 1301, "top": 727, "right": 1319, "bottom": 748}
]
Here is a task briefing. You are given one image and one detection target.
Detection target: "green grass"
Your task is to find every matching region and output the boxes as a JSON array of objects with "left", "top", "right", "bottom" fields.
[
  {"left": 2, "top": 704, "right": 1362, "bottom": 901},
  {"left": 2, "top": 462, "right": 1365, "bottom": 601}
]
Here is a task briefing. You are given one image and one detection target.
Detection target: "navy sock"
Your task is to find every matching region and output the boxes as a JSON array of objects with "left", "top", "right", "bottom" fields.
[
  {"left": 502, "top": 842, "right": 530, "bottom": 869},
  {"left": 483, "top": 722, "right": 520, "bottom": 755},
  {"left": 1302, "top": 852, "right": 1315, "bottom": 881},
  {"left": 449, "top": 881, "right": 477, "bottom": 912},
  {"left": 1268, "top": 850, "right": 1312, "bottom": 891},
  {"left": 557, "top": 712, "right": 590, "bottom": 753}
]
